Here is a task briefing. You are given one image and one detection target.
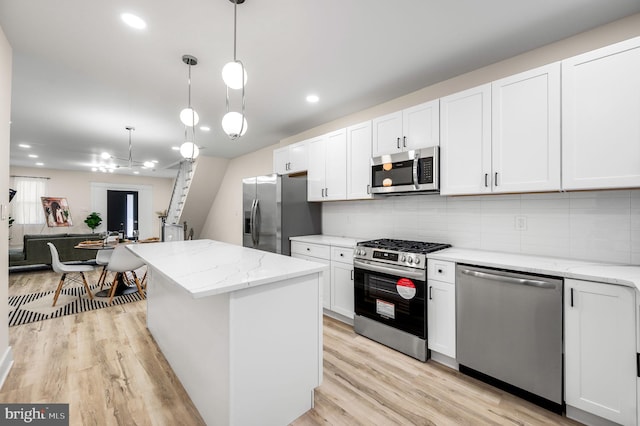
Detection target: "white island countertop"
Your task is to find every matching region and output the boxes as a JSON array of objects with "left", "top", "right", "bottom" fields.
[
  {"left": 290, "top": 234, "right": 361, "bottom": 248},
  {"left": 127, "top": 239, "right": 328, "bottom": 298},
  {"left": 428, "top": 248, "right": 640, "bottom": 290}
]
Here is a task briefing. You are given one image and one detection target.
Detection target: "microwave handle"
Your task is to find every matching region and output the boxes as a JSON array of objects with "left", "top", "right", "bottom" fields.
[{"left": 412, "top": 151, "right": 420, "bottom": 189}]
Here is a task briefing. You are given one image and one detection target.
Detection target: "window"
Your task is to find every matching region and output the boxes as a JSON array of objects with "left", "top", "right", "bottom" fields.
[{"left": 12, "top": 177, "right": 47, "bottom": 224}]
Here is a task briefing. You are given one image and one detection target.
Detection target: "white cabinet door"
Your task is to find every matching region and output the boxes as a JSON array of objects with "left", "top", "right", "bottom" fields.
[
  {"left": 273, "top": 147, "right": 289, "bottom": 175},
  {"left": 440, "top": 84, "right": 492, "bottom": 195},
  {"left": 403, "top": 99, "right": 440, "bottom": 150},
  {"left": 292, "top": 253, "right": 331, "bottom": 310},
  {"left": 306, "top": 136, "right": 326, "bottom": 202},
  {"left": 372, "top": 111, "right": 403, "bottom": 156},
  {"left": 565, "top": 279, "right": 637, "bottom": 425},
  {"left": 427, "top": 279, "right": 456, "bottom": 358},
  {"left": 324, "top": 129, "right": 347, "bottom": 201},
  {"left": 562, "top": 37, "right": 640, "bottom": 190},
  {"left": 346, "top": 121, "right": 373, "bottom": 200},
  {"left": 330, "top": 261, "right": 354, "bottom": 319},
  {"left": 273, "top": 141, "right": 308, "bottom": 175},
  {"left": 492, "top": 63, "right": 561, "bottom": 193}
]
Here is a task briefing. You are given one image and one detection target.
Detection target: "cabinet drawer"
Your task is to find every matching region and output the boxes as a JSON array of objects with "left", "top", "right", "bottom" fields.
[
  {"left": 291, "top": 241, "right": 330, "bottom": 259},
  {"left": 331, "top": 246, "right": 354, "bottom": 264},
  {"left": 427, "top": 260, "right": 455, "bottom": 284}
]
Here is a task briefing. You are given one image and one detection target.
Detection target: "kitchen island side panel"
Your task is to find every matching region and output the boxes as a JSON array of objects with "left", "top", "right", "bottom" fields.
[
  {"left": 229, "top": 272, "right": 322, "bottom": 426},
  {"left": 146, "top": 267, "right": 231, "bottom": 425},
  {"left": 146, "top": 266, "right": 322, "bottom": 426}
]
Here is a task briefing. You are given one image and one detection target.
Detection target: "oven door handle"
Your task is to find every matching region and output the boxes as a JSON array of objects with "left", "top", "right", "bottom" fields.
[{"left": 354, "top": 259, "right": 425, "bottom": 281}]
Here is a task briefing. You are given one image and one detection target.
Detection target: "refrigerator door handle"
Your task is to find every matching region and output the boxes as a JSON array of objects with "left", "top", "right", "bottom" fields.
[
  {"left": 254, "top": 199, "right": 261, "bottom": 246},
  {"left": 250, "top": 199, "right": 258, "bottom": 246}
]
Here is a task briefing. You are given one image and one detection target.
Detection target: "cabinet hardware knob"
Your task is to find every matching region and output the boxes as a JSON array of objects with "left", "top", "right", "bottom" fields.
[
  {"left": 495, "top": 172, "right": 499, "bottom": 186},
  {"left": 429, "top": 286, "right": 433, "bottom": 300},
  {"left": 403, "top": 136, "right": 407, "bottom": 147},
  {"left": 437, "top": 269, "right": 443, "bottom": 273},
  {"left": 484, "top": 173, "right": 489, "bottom": 187},
  {"left": 397, "top": 137, "right": 400, "bottom": 149}
]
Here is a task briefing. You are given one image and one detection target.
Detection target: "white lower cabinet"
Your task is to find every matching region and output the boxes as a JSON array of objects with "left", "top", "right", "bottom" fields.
[
  {"left": 564, "top": 279, "right": 637, "bottom": 426},
  {"left": 427, "top": 260, "right": 456, "bottom": 359},
  {"left": 330, "top": 246, "right": 354, "bottom": 319},
  {"left": 291, "top": 240, "right": 355, "bottom": 321}
]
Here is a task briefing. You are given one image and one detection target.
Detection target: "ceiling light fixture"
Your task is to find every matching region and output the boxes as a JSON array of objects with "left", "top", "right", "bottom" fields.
[
  {"left": 221, "top": 0, "right": 248, "bottom": 140},
  {"left": 121, "top": 13, "right": 147, "bottom": 30},
  {"left": 179, "top": 55, "right": 200, "bottom": 161},
  {"left": 98, "top": 126, "right": 156, "bottom": 173},
  {"left": 18, "top": 143, "right": 30, "bottom": 148},
  {"left": 179, "top": 55, "right": 199, "bottom": 127},
  {"left": 306, "top": 94, "right": 319, "bottom": 103}
]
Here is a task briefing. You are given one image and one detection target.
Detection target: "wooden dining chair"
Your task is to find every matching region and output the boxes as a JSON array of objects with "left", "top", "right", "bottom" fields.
[
  {"left": 105, "top": 246, "right": 146, "bottom": 304},
  {"left": 47, "top": 242, "right": 95, "bottom": 306}
]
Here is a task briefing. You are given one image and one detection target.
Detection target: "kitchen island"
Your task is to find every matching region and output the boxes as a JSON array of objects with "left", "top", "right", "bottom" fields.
[{"left": 127, "top": 239, "right": 328, "bottom": 426}]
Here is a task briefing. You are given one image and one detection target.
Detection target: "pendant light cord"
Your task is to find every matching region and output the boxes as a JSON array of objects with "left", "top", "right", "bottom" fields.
[{"left": 233, "top": 0, "right": 238, "bottom": 61}]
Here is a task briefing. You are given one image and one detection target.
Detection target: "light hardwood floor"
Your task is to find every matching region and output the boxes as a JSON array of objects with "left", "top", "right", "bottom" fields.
[{"left": 3, "top": 269, "right": 580, "bottom": 425}]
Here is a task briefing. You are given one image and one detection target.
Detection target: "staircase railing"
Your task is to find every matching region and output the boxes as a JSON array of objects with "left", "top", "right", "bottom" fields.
[{"left": 166, "top": 159, "right": 195, "bottom": 225}]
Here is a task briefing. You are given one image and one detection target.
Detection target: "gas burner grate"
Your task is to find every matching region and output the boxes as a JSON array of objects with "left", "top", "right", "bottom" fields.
[{"left": 357, "top": 238, "right": 450, "bottom": 254}]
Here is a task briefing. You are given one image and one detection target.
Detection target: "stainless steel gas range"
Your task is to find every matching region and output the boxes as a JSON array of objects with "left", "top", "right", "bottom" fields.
[{"left": 353, "top": 238, "right": 450, "bottom": 361}]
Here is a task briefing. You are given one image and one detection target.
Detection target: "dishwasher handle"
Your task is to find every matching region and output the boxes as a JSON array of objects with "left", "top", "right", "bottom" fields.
[{"left": 459, "top": 268, "right": 558, "bottom": 289}]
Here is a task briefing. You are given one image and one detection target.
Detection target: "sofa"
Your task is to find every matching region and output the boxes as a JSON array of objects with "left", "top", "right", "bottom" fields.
[{"left": 9, "top": 233, "right": 103, "bottom": 268}]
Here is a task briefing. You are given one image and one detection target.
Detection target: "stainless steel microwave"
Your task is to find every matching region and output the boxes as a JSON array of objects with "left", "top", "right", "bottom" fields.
[{"left": 370, "top": 147, "right": 439, "bottom": 194}]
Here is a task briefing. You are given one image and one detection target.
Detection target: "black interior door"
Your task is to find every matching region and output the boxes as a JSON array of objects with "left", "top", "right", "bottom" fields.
[{"left": 107, "top": 190, "right": 139, "bottom": 238}]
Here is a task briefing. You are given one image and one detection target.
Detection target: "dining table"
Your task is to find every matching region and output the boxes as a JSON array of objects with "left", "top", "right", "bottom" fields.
[{"left": 74, "top": 239, "right": 151, "bottom": 297}]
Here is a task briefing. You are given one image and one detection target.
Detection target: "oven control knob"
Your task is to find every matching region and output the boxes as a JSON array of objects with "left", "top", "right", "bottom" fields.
[
  {"left": 414, "top": 258, "right": 420, "bottom": 265},
  {"left": 358, "top": 249, "right": 366, "bottom": 256},
  {"left": 400, "top": 255, "right": 406, "bottom": 262},
  {"left": 407, "top": 257, "right": 414, "bottom": 264}
]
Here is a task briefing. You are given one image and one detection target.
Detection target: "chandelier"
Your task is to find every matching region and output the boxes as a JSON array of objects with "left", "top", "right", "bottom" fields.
[{"left": 96, "top": 127, "right": 155, "bottom": 173}]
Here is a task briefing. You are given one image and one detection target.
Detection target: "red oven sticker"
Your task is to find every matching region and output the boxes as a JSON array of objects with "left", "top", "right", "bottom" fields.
[{"left": 396, "top": 278, "right": 416, "bottom": 300}]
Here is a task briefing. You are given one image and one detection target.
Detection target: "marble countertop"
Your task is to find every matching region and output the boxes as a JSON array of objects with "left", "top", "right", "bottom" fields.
[
  {"left": 428, "top": 248, "right": 640, "bottom": 290},
  {"left": 127, "top": 239, "right": 329, "bottom": 298},
  {"left": 290, "top": 235, "right": 361, "bottom": 248}
]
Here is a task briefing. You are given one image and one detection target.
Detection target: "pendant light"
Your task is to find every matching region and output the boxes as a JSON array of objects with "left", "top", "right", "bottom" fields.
[
  {"left": 180, "top": 55, "right": 199, "bottom": 127},
  {"left": 180, "top": 55, "right": 200, "bottom": 160},
  {"left": 222, "top": 0, "right": 248, "bottom": 140}
]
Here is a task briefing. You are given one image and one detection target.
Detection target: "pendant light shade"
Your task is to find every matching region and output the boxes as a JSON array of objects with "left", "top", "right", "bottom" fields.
[
  {"left": 179, "top": 107, "right": 199, "bottom": 127},
  {"left": 222, "top": 61, "right": 247, "bottom": 90},
  {"left": 221, "top": 112, "right": 248, "bottom": 139},
  {"left": 179, "top": 142, "right": 200, "bottom": 159}
]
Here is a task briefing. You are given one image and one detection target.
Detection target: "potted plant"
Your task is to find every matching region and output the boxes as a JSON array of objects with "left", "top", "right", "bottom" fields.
[{"left": 84, "top": 212, "right": 102, "bottom": 232}]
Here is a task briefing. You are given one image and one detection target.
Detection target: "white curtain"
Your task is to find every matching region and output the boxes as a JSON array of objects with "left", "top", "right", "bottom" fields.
[{"left": 13, "top": 177, "right": 47, "bottom": 224}]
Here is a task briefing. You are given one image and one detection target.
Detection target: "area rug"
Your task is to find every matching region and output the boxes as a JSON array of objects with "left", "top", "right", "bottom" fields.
[{"left": 8, "top": 284, "right": 145, "bottom": 327}]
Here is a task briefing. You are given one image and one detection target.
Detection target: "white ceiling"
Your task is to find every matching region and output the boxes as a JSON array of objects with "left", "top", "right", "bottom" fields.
[{"left": 1, "top": 0, "right": 640, "bottom": 178}]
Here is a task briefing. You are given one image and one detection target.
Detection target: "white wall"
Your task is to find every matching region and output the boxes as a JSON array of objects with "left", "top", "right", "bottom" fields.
[
  {"left": 203, "top": 13, "right": 640, "bottom": 265},
  {"left": 9, "top": 166, "right": 173, "bottom": 246},
  {"left": 323, "top": 190, "right": 640, "bottom": 264},
  {"left": 0, "top": 23, "right": 13, "bottom": 386}
]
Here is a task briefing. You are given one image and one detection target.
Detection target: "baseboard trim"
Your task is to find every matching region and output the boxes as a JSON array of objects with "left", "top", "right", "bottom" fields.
[{"left": 0, "top": 346, "right": 14, "bottom": 389}]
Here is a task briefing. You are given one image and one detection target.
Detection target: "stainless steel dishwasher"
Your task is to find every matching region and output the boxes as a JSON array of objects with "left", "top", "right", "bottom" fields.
[{"left": 456, "top": 264, "right": 563, "bottom": 412}]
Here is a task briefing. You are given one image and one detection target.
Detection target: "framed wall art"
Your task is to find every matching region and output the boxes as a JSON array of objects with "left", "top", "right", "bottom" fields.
[{"left": 41, "top": 197, "right": 73, "bottom": 227}]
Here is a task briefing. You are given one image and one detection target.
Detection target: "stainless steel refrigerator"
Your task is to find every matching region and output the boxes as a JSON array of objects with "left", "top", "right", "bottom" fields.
[{"left": 242, "top": 173, "right": 321, "bottom": 255}]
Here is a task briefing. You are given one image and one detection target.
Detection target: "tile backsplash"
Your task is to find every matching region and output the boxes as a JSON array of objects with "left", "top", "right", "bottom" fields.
[{"left": 322, "top": 189, "right": 640, "bottom": 265}]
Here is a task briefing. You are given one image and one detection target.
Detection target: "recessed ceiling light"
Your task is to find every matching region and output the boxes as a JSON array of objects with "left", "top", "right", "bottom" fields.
[
  {"left": 133, "top": 171, "right": 140, "bottom": 175},
  {"left": 152, "top": 160, "right": 159, "bottom": 164},
  {"left": 121, "top": 13, "right": 147, "bottom": 30},
  {"left": 171, "top": 146, "right": 180, "bottom": 151},
  {"left": 143, "top": 161, "right": 155, "bottom": 168},
  {"left": 35, "top": 162, "right": 44, "bottom": 166},
  {"left": 28, "top": 154, "right": 38, "bottom": 158},
  {"left": 200, "top": 126, "right": 211, "bottom": 132},
  {"left": 91, "top": 167, "right": 98, "bottom": 172},
  {"left": 306, "top": 94, "right": 319, "bottom": 103},
  {"left": 101, "top": 152, "right": 111, "bottom": 160},
  {"left": 18, "top": 143, "right": 30, "bottom": 148}
]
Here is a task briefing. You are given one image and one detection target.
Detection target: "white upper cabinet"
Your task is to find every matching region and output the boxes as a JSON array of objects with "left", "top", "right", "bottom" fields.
[
  {"left": 307, "top": 130, "right": 347, "bottom": 202},
  {"left": 440, "top": 63, "right": 560, "bottom": 196},
  {"left": 491, "top": 62, "right": 561, "bottom": 193},
  {"left": 273, "top": 140, "right": 308, "bottom": 175},
  {"left": 440, "top": 84, "right": 492, "bottom": 195},
  {"left": 346, "top": 121, "right": 373, "bottom": 200},
  {"left": 562, "top": 36, "right": 640, "bottom": 190},
  {"left": 372, "top": 100, "right": 439, "bottom": 156}
]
